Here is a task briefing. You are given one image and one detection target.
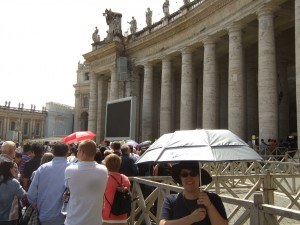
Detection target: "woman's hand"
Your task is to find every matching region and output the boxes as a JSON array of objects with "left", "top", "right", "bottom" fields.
[
  {"left": 197, "top": 191, "right": 212, "bottom": 209},
  {"left": 188, "top": 208, "right": 207, "bottom": 223}
]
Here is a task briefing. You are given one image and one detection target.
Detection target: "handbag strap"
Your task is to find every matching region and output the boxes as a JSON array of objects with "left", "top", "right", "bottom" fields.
[
  {"left": 104, "top": 174, "right": 122, "bottom": 207},
  {"left": 109, "top": 174, "right": 122, "bottom": 186}
]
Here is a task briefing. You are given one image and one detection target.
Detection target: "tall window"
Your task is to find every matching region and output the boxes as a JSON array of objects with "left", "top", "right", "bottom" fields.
[
  {"left": 0, "top": 120, "right": 2, "bottom": 137},
  {"left": 10, "top": 121, "right": 16, "bottom": 131},
  {"left": 35, "top": 123, "right": 40, "bottom": 136},
  {"left": 83, "top": 96, "right": 89, "bottom": 108},
  {"left": 84, "top": 72, "right": 89, "bottom": 81},
  {"left": 23, "top": 122, "right": 29, "bottom": 136}
]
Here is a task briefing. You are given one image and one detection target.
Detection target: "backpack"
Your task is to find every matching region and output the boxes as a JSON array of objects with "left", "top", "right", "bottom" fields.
[{"left": 105, "top": 174, "right": 132, "bottom": 216}]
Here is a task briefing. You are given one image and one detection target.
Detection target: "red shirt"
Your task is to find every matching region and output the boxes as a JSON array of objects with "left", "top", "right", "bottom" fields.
[{"left": 102, "top": 173, "right": 131, "bottom": 221}]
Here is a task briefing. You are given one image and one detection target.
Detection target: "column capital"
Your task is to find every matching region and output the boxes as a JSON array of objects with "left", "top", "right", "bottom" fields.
[
  {"left": 110, "top": 66, "right": 116, "bottom": 74},
  {"left": 160, "top": 54, "right": 172, "bottom": 62},
  {"left": 257, "top": 5, "right": 278, "bottom": 18},
  {"left": 143, "top": 61, "right": 153, "bottom": 68},
  {"left": 227, "top": 22, "right": 247, "bottom": 33},
  {"left": 75, "top": 90, "right": 80, "bottom": 98},
  {"left": 89, "top": 72, "right": 98, "bottom": 80},
  {"left": 180, "top": 46, "right": 193, "bottom": 55},
  {"left": 202, "top": 37, "right": 218, "bottom": 46}
]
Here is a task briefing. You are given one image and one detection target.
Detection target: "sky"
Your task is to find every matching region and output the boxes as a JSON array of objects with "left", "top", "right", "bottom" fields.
[{"left": 0, "top": 0, "right": 183, "bottom": 110}]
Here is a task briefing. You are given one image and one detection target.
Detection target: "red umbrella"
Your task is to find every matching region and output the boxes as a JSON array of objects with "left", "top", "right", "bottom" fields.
[{"left": 61, "top": 131, "right": 96, "bottom": 144}]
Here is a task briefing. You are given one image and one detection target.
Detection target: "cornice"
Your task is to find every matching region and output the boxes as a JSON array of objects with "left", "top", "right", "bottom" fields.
[
  {"left": 125, "top": 0, "right": 234, "bottom": 54},
  {"left": 83, "top": 41, "right": 125, "bottom": 62}
]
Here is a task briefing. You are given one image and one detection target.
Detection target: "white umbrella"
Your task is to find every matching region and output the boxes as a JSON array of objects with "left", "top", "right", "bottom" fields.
[{"left": 136, "top": 129, "right": 262, "bottom": 164}]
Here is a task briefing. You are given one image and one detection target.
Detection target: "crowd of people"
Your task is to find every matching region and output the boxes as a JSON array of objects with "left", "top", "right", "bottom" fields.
[{"left": 0, "top": 138, "right": 228, "bottom": 225}]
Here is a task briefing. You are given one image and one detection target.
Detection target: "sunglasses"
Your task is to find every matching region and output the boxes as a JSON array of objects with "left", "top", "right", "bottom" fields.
[{"left": 180, "top": 171, "right": 198, "bottom": 178}]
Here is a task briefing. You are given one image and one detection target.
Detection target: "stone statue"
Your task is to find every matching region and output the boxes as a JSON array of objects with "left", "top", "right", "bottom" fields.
[
  {"left": 128, "top": 17, "right": 137, "bottom": 34},
  {"left": 92, "top": 26, "right": 100, "bottom": 43},
  {"left": 163, "top": 0, "right": 170, "bottom": 17},
  {"left": 183, "top": 0, "right": 190, "bottom": 5},
  {"left": 146, "top": 8, "right": 152, "bottom": 27},
  {"left": 103, "top": 9, "right": 122, "bottom": 41}
]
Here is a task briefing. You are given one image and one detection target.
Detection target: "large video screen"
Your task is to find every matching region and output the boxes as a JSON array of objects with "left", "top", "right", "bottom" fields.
[{"left": 105, "top": 96, "right": 136, "bottom": 140}]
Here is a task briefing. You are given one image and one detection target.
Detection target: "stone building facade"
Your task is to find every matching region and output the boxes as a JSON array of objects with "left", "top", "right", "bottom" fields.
[
  {"left": 74, "top": 0, "right": 299, "bottom": 146},
  {"left": 44, "top": 102, "right": 74, "bottom": 138},
  {"left": 0, "top": 104, "right": 47, "bottom": 143}
]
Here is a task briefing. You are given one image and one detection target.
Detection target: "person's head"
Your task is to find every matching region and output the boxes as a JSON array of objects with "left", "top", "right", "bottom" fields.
[
  {"left": 105, "top": 153, "right": 121, "bottom": 172},
  {"left": 171, "top": 161, "right": 212, "bottom": 187},
  {"left": 14, "top": 152, "right": 22, "bottom": 165},
  {"left": 100, "top": 146, "right": 107, "bottom": 155},
  {"left": 102, "top": 139, "right": 110, "bottom": 147},
  {"left": 30, "top": 142, "right": 44, "bottom": 157},
  {"left": 111, "top": 142, "right": 121, "bottom": 151},
  {"left": 52, "top": 142, "right": 69, "bottom": 157},
  {"left": 77, "top": 140, "right": 97, "bottom": 161},
  {"left": 23, "top": 143, "right": 31, "bottom": 153},
  {"left": 0, "top": 161, "right": 17, "bottom": 183},
  {"left": 121, "top": 144, "right": 130, "bottom": 155},
  {"left": 1, "top": 141, "right": 16, "bottom": 159},
  {"left": 104, "top": 150, "right": 112, "bottom": 157},
  {"left": 40, "top": 152, "right": 54, "bottom": 165},
  {"left": 94, "top": 151, "right": 103, "bottom": 164}
]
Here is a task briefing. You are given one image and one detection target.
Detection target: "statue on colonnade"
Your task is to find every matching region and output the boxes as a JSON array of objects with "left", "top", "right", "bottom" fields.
[
  {"left": 103, "top": 8, "right": 123, "bottom": 41},
  {"left": 92, "top": 26, "right": 100, "bottom": 43},
  {"left": 163, "top": 0, "right": 170, "bottom": 17},
  {"left": 146, "top": 7, "right": 152, "bottom": 27}
]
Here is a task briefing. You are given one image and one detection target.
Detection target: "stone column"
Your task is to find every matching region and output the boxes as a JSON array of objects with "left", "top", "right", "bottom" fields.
[
  {"left": 142, "top": 62, "right": 153, "bottom": 141},
  {"left": 110, "top": 66, "right": 118, "bottom": 101},
  {"left": 73, "top": 91, "right": 80, "bottom": 132},
  {"left": 257, "top": 7, "right": 278, "bottom": 141},
  {"left": 41, "top": 120, "right": 44, "bottom": 137},
  {"left": 160, "top": 55, "right": 172, "bottom": 135},
  {"left": 296, "top": 0, "right": 300, "bottom": 148},
  {"left": 203, "top": 38, "right": 219, "bottom": 129},
  {"left": 31, "top": 120, "right": 35, "bottom": 138},
  {"left": 219, "top": 57, "right": 228, "bottom": 129},
  {"left": 246, "top": 48, "right": 258, "bottom": 140},
  {"left": 88, "top": 72, "right": 98, "bottom": 135},
  {"left": 3, "top": 118, "right": 7, "bottom": 136},
  {"left": 180, "top": 47, "right": 194, "bottom": 130},
  {"left": 96, "top": 76, "right": 108, "bottom": 144},
  {"left": 228, "top": 23, "right": 246, "bottom": 140},
  {"left": 277, "top": 57, "right": 289, "bottom": 140}
]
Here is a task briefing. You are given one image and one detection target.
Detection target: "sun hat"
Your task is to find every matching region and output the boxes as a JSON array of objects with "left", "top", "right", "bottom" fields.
[{"left": 171, "top": 161, "right": 212, "bottom": 186}]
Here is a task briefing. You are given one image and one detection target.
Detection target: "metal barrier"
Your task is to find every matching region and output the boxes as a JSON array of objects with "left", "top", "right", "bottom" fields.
[{"left": 128, "top": 162, "right": 300, "bottom": 225}]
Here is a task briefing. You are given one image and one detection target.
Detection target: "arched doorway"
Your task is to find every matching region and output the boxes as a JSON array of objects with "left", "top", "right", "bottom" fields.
[{"left": 80, "top": 111, "right": 88, "bottom": 131}]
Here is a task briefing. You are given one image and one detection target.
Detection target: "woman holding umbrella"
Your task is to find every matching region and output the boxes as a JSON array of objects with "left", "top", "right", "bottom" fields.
[{"left": 159, "top": 161, "right": 228, "bottom": 225}]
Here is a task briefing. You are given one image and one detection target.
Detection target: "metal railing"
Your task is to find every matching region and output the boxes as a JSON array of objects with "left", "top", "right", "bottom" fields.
[{"left": 128, "top": 160, "right": 300, "bottom": 225}]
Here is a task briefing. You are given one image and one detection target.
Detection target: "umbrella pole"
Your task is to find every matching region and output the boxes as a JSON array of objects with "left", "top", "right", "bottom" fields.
[
  {"left": 199, "top": 162, "right": 202, "bottom": 188},
  {"left": 198, "top": 162, "right": 205, "bottom": 209}
]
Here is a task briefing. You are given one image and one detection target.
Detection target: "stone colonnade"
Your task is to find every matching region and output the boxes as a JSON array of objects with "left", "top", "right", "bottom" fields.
[{"left": 86, "top": 2, "right": 299, "bottom": 146}]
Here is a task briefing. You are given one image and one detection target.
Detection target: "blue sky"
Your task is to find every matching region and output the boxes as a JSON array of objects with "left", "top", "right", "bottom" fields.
[{"left": 0, "top": 0, "right": 182, "bottom": 110}]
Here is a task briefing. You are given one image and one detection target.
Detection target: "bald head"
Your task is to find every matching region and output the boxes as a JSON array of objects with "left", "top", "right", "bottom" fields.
[{"left": 1, "top": 141, "right": 16, "bottom": 159}]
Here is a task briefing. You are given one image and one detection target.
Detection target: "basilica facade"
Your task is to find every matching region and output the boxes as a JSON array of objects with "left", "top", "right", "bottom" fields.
[{"left": 74, "top": 0, "right": 299, "bottom": 146}]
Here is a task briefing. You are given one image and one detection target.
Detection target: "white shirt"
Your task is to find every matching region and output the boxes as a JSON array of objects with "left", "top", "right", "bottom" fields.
[{"left": 64, "top": 161, "right": 108, "bottom": 225}]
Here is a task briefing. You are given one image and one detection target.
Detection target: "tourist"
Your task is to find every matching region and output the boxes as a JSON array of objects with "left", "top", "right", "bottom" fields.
[
  {"left": 0, "top": 141, "right": 16, "bottom": 163},
  {"left": 102, "top": 153, "right": 131, "bottom": 225},
  {"left": 19, "top": 143, "right": 31, "bottom": 187},
  {"left": 23, "top": 142, "right": 43, "bottom": 191},
  {"left": 64, "top": 140, "right": 108, "bottom": 225},
  {"left": 159, "top": 161, "right": 228, "bottom": 225},
  {"left": 0, "top": 161, "right": 26, "bottom": 224},
  {"left": 27, "top": 142, "right": 69, "bottom": 225},
  {"left": 119, "top": 144, "right": 139, "bottom": 177}
]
